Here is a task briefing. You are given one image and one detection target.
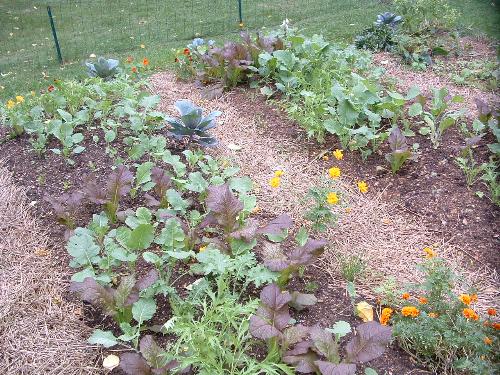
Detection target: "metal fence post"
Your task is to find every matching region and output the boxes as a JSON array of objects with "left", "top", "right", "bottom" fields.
[
  {"left": 47, "top": 6, "right": 63, "bottom": 64},
  {"left": 238, "top": 0, "right": 243, "bottom": 27}
]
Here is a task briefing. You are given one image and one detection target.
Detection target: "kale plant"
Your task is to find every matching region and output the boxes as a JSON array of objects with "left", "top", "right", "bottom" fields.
[
  {"left": 166, "top": 100, "right": 220, "bottom": 147},
  {"left": 85, "top": 57, "right": 120, "bottom": 79}
]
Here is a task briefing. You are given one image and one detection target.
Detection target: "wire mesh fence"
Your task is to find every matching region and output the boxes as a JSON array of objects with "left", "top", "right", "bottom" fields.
[{"left": 2, "top": 0, "right": 374, "bottom": 96}]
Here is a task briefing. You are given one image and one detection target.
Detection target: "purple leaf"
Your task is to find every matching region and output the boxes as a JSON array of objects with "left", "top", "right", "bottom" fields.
[
  {"left": 345, "top": 322, "right": 392, "bottom": 363},
  {"left": 107, "top": 165, "right": 134, "bottom": 202},
  {"left": 388, "top": 127, "right": 408, "bottom": 153},
  {"left": 120, "top": 352, "right": 152, "bottom": 375},
  {"left": 205, "top": 184, "right": 243, "bottom": 232},
  {"left": 288, "top": 238, "right": 328, "bottom": 267},
  {"left": 135, "top": 269, "right": 159, "bottom": 291},
  {"left": 283, "top": 324, "right": 310, "bottom": 347},
  {"left": 283, "top": 340, "right": 318, "bottom": 373},
  {"left": 84, "top": 175, "right": 108, "bottom": 204},
  {"left": 249, "top": 315, "right": 283, "bottom": 339},
  {"left": 315, "top": 361, "right": 357, "bottom": 375},
  {"left": 69, "top": 277, "right": 116, "bottom": 317},
  {"left": 151, "top": 167, "right": 171, "bottom": 198},
  {"left": 257, "top": 213, "right": 293, "bottom": 236},
  {"left": 230, "top": 218, "right": 260, "bottom": 241},
  {"left": 144, "top": 193, "right": 161, "bottom": 207}
]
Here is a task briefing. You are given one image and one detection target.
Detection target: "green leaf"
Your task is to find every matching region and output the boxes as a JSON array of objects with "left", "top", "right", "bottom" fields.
[
  {"left": 135, "top": 162, "right": 153, "bottom": 185},
  {"left": 88, "top": 329, "right": 119, "bottom": 348},
  {"left": 127, "top": 223, "right": 155, "bottom": 250},
  {"left": 186, "top": 172, "right": 209, "bottom": 193},
  {"left": 143, "top": 251, "right": 161, "bottom": 264},
  {"left": 408, "top": 103, "right": 422, "bottom": 117},
  {"left": 229, "top": 176, "right": 253, "bottom": 193},
  {"left": 327, "top": 320, "right": 351, "bottom": 338},
  {"left": 365, "top": 368, "right": 378, "bottom": 375},
  {"left": 295, "top": 227, "right": 309, "bottom": 246},
  {"left": 155, "top": 218, "right": 185, "bottom": 251},
  {"left": 132, "top": 298, "right": 157, "bottom": 323},
  {"left": 104, "top": 129, "right": 116, "bottom": 143},
  {"left": 67, "top": 229, "right": 100, "bottom": 267},
  {"left": 166, "top": 189, "right": 189, "bottom": 212}
]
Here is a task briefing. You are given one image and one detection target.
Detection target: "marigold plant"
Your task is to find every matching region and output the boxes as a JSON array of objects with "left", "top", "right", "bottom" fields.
[
  {"left": 332, "top": 149, "right": 344, "bottom": 160},
  {"left": 401, "top": 306, "right": 420, "bottom": 317},
  {"left": 357, "top": 180, "right": 368, "bottom": 193},
  {"left": 328, "top": 167, "right": 341, "bottom": 179},
  {"left": 269, "top": 176, "right": 281, "bottom": 188}
]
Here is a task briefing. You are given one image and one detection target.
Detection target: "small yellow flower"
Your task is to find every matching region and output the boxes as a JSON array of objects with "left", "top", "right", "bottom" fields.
[
  {"left": 327, "top": 192, "right": 339, "bottom": 205},
  {"left": 333, "top": 149, "right": 344, "bottom": 160},
  {"left": 423, "top": 247, "right": 436, "bottom": 258},
  {"left": 328, "top": 167, "right": 341, "bottom": 179},
  {"left": 274, "top": 170, "right": 284, "bottom": 177},
  {"left": 15, "top": 95, "right": 24, "bottom": 103},
  {"left": 6, "top": 100, "right": 15, "bottom": 109},
  {"left": 357, "top": 181, "right": 368, "bottom": 193},
  {"left": 269, "top": 176, "right": 281, "bottom": 188},
  {"left": 199, "top": 246, "right": 207, "bottom": 253}
]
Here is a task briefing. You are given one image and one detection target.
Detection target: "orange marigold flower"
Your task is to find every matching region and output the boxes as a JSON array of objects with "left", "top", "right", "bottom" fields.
[
  {"left": 419, "top": 297, "right": 428, "bottom": 304},
  {"left": 483, "top": 337, "right": 492, "bottom": 345},
  {"left": 471, "top": 294, "right": 478, "bottom": 303},
  {"left": 423, "top": 247, "right": 436, "bottom": 258},
  {"left": 402, "top": 292, "right": 410, "bottom": 300},
  {"left": 131, "top": 66, "right": 138, "bottom": 73},
  {"left": 183, "top": 48, "right": 190, "bottom": 56},
  {"left": 459, "top": 294, "right": 472, "bottom": 306},
  {"left": 401, "top": 306, "right": 420, "bottom": 318},
  {"left": 428, "top": 312, "right": 438, "bottom": 318},
  {"left": 487, "top": 308, "right": 497, "bottom": 316},
  {"left": 493, "top": 323, "right": 500, "bottom": 330},
  {"left": 322, "top": 155, "right": 329, "bottom": 161},
  {"left": 463, "top": 308, "right": 479, "bottom": 321},
  {"left": 380, "top": 307, "right": 393, "bottom": 326},
  {"left": 48, "top": 85, "right": 55, "bottom": 92},
  {"left": 142, "top": 58, "right": 149, "bottom": 66}
]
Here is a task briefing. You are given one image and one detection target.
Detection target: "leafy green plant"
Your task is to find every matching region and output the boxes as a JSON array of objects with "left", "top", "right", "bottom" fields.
[
  {"left": 455, "top": 148, "right": 486, "bottom": 188},
  {"left": 375, "top": 12, "right": 403, "bottom": 28},
  {"left": 355, "top": 25, "right": 396, "bottom": 52},
  {"left": 384, "top": 257, "right": 499, "bottom": 374},
  {"left": 71, "top": 271, "right": 157, "bottom": 347},
  {"left": 84, "top": 165, "right": 134, "bottom": 222},
  {"left": 481, "top": 162, "right": 500, "bottom": 206},
  {"left": 249, "top": 283, "right": 392, "bottom": 374},
  {"left": 262, "top": 229, "right": 327, "bottom": 288},
  {"left": 408, "top": 88, "right": 465, "bottom": 148},
  {"left": 166, "top": 100, "right": 220, "bottom": 147},
  {"left": 85, "top": 56, "right": 120, "bottom": 79},
  {"left": 44, "top": 191, "right": 84, "bottom": 239},
  {"left": 385, "top": 127, "right": 412, "bottom": 173}
]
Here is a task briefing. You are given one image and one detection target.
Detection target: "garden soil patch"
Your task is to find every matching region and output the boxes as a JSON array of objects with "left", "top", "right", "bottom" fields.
[{"left": 0, "top": 161, "right": 99, "bottom": 374}]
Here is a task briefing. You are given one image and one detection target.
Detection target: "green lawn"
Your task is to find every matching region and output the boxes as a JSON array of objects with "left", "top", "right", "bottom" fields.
[{"left": 1, "top": 0, "right": 498, "bottom": 99}]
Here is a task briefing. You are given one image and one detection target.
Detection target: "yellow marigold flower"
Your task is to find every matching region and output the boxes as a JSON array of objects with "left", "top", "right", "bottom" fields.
[
  {"left": 6, "top": 100, "right": 15, "bottom": 109},
  {"left": 269, "top": 176, "right": 281, "bottom": 188},
  {"left": 401, "top": 306, "right": 420, "bottom": 318},
  {"left": 463, "top": 308, "right": 479, "bottom": 320},
  {"left": 459, "top": 294, "right": 472, "bottom": 306},
  {"left": 428, "top": 312, "right": 438, "bottom": 318},
  {"left": 380, "top": 307, "right": 393, "bottom": 326},
  {"left": 15, "top": 95, "right": 24, "bottom": 103},
  {"left": 274, "top": 170, "right": 284, "bottom": 177},
  {"left": 484, "top": 337, "right": 492, "bottom": 345},
  {"left": 199, "top": 245, "right": 207, "bottom": 253},
  {"left": 357, "top": 181, "right": 368, "bottom": 194},
  {"left": 419, "top": 297, "right": 428, "bottom": 304},
  {"left": 332, "top": 149, "right": 344, "bottom": 160},
  {"left": 327, "top": 192, "right": 339, "bottom": 205},
  {"left": 402, "top": 292, "right": 410, "bottom": 300},
  {"left": 328, "top": 167, "right": 341, "bottom": 179},
  {"left": 423, "top": 247, "right": 436, "bottom": 258}
]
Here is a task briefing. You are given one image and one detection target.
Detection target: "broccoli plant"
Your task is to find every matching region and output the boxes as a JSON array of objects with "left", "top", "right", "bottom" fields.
[
  {"left": 85, "top": 56, "right": 120, "bottom": 79},
  {"left": 385, "top": 127, "right": 413, "bottom": 173},
  {"left": 166, "top": 100, "right": 220, "bottom": 147},
  {"left": 249, "top": 284, "right": 392, "bottom": 374},
  {"left": 83, "top": 165, "right": 134, "bottom": 222}
]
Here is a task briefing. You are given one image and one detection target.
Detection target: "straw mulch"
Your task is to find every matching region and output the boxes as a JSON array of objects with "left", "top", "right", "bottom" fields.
[
  {"left": 150, "top": 72, "right": 499, "bottom": 311},
  {"left": 0, "top": 162, "right": 99, "bottom": 374}
]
